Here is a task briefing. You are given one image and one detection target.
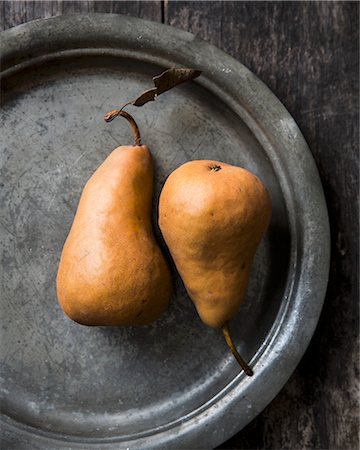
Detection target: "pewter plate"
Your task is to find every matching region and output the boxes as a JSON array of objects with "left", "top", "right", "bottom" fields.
[{"left": 0, "top": 14, "right": 330, "bottom": 449}]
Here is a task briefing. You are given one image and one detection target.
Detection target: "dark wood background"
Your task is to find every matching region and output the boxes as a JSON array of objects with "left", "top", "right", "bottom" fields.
[{"left": 1, "top": 2, "right": 358, "bottom": 449}]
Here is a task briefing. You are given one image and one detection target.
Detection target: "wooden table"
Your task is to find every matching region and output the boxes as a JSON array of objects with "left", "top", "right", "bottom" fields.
[{"left": 1, "top": 2, "right": 358, "bottom": 449}]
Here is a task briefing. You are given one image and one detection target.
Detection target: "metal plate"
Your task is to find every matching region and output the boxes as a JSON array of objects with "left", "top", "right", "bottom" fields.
[{"left": 0, "top": 14, "right": 330, "bottom": 449}]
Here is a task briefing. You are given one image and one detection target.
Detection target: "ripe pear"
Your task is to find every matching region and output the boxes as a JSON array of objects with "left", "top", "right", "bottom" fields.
[
  {"left": 159, "top": 161, "right": 272, "bottom": 375},
  {"left": 57, "top": 111, "right": 172, "bottom": 326}
]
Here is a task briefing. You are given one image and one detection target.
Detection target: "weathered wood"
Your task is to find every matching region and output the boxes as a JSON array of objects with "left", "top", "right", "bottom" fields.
[
  {"left": 1, "top": 1, "right": 358, "bottom": 449},
  {"left": 164, "top": 1, "right": 359, "bottom": 449},
  {"left": 0, "top": 0, "right": 161, "bottom": 30}
]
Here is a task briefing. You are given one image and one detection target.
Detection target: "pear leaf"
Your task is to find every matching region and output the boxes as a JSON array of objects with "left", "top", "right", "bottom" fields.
[
  {"left": 132, "top": 88, "right": 158, "bottom": 106},
  {"left": 153, "top": 68, "right": 202, "bottom": 95},
  {"left": 129, "top": 68, "right": 201, "bottom": 107}
]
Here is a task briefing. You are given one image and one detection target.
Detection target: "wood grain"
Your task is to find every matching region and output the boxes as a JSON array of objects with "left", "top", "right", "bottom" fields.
[
  {"left": 0, "top": 0, "right": 161, "bottom": 30},
  {"left": 1, "top": 1, "right": 358, "bottom": 449},
  {"left": 165, "top": 2, "right": 359, "bottom": 449}
]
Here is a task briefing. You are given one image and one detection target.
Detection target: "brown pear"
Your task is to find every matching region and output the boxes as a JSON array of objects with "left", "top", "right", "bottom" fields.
[
  {"left": 57, "top": 111, "right": 172, "bottom": 326},
  {"left": 159, "top": 160, "right": 272, "bottom": 375}
]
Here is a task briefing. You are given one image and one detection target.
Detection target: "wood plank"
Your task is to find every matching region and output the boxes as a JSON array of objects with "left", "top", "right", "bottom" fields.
[
  {"left": 0, "top": 1, "right": 87, "bottom": 29},
  {"left": 92, "top": 0, "right": 161, "bottom": 20},
  {"left": 0, "top": 0, "right": 161, "bottom": 30},
  {"left": 165, "top": 2, "right": 359, "bottom": 449}
]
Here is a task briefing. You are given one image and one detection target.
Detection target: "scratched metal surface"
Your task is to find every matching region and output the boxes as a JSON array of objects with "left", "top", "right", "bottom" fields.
[{"left": 0, "top": 15, "right": 329, "bottom": 449}]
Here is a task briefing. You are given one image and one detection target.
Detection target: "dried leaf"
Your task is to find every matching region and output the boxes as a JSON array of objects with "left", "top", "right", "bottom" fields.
[
  {"left": 132, "top": 88, "right": 157, "bottom": 107},
  {"left": 153, "top": 68, "right": 202, "bottom": 95},
  {"left": 126, "top": 68, "right": 201, "bottom": 108}
]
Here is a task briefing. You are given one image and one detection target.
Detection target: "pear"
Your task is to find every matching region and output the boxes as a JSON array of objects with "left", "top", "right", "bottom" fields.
[
  {"left": 159, "top": 161, "right": 272, "bottom": 375},
  {"left": 57, "top": 111, "right": 172, "bottom": 326}
]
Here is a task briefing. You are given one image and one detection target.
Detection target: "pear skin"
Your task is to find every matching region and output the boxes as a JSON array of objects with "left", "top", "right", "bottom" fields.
[
  {"left": 159, "top": 160, "right": 271, "bottom": 329},
  {"left": 57, "top": 112, "right": 172, "bottom": 326}
]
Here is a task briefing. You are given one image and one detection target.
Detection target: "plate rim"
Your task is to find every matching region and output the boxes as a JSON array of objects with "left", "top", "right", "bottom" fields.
[{"left": 0, "top": 13, "right": 330, "bottom": 449}]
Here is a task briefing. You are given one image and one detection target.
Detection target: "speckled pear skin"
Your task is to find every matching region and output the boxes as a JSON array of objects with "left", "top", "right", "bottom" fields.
[
  {"left": 57, "top": 144, "right": 172, "bottom": 326},
  {"left": 159, "top": 160, "right": 272, "bottom": 328}
]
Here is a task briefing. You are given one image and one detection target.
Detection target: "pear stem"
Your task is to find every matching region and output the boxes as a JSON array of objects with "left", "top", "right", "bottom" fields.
[
  {"left": 104, "top": 109, "right": 141, "bottom": 146},
  {"left": 222, "top": 322, "right": 254, "bottom": 376}
]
